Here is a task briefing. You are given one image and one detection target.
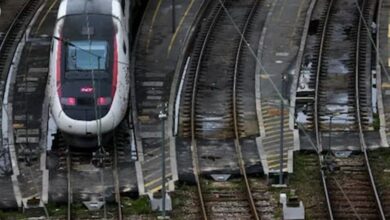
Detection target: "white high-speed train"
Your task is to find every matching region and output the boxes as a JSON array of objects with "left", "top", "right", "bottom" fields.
[{"left": 49, "top": 0, "right": 130, "bottom": 147}]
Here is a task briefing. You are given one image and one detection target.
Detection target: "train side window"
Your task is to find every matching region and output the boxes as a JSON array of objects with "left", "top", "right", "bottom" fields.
[{"left": 123, "top": 41, "right": 127, "bottom": 54}]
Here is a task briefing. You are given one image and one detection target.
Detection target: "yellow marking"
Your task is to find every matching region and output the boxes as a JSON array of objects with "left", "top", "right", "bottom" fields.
[
  {"left": 264, "top": 108, "right": 288, "bottom": 116},
  {"left": 144, "top": 174, "right": 172, "bottom": 188},
  {"left": 388, "top": 57, "right": 390, "bottom": 67},
  {"left": 382, "top": 82, "right": 390, "bottom": 88},
  {"left": 146, "top": 0, "right": 163, "bottom": 52},
  {"left": 35, "top": 0, "right": 59, "bottom": 34},
  {"left": 167, "top": 0, "right": 195, "bottom": 56},
  {"left": 149, "top": 184, "right": 171, "bottom": 194},
  {"left": 144, "top": 177, "right": 161, "bottom": 188},
  {"left": 138, "top": 115, "right": 151, "bottom": 123},
  {"left": 13, "top": 123, "right": 25, "bottom": 129},
  {"left": 149, "top": 186, "right": 162, "bottom": 194},
  {"left": 150, "top": 181, "right": 170, "bottom": 192},
  {"left": 388, "top": 24, "right": 390, "bottom": 38}
]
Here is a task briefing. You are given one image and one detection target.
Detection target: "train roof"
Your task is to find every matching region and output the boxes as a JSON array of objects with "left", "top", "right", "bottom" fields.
[{"left": 57, "top": 0, "right": 122, "bottom": 19}]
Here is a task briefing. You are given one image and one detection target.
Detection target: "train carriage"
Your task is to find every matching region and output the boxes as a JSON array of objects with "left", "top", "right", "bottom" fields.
[{"left": 49, "top": 0, "right": 130, "bottom": 147}]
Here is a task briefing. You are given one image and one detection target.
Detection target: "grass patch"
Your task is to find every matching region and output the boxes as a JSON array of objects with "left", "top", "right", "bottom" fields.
[
  {"left": 72, "top": 202, "right": 87, "bottom": 216},
  {"left": 373, "top": 113, "right": 380, "bottom": 130},
  {"left": 121, "top": 196, "right": 153, "bottom": 215},
  {"left": 369, "top": 148, "right": 390, "bottom": 187},
  {"left": 289, "top": 153, "right": 322, "bottom": 195},
  {"left": 172, "top": 183, "right": 197, "bottom": 203},
  {"left": 46, "top": 203, "right": 67, "bottom": 217},
  {"left": 269, "top": 186, "right": 284, "bottom": 219},
  {"left": 172, "top": 184, "right": 196, "bottom": 208},
  {"left": 170, "top": 183, "right": 199, "bottom": 220},
  {"left": 268, "top": 152, "right": 327, "bottom": 219},
  {"left": 0, "top": 210, "right": 27, "bottom": 220}
]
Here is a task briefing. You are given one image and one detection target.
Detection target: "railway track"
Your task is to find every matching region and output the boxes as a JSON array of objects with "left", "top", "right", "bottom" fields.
[
  {"left": 178, "top": 0, "right": 276, "bottom": 219},
  {"left": 0, "top": 0, "right": 41, "bottom": 84},
  {"left": 66, "top": 149, "right": 122, "bottom": 220},
  {"left": 310, "top": 0, "right": 385, "bottom": 218},
  {"left": 0, "top": 0, "right": 50, "bottom": 212},
  {"left": 179, "top": 0, "right": 262, "bottom": 140},
  {"left": 314, "top": 0, "right": 369, "bottom": 133},
  {"left": 0, "top": 0, "right": 42, "bottom": 171},
  {"left": 0, "top": 0, "right": 42, "bottom": 172},
  {"left": 52, "top": 125, "right": 130, "bottom": 220},
  {"left": 292, "top": 153, "right": 329, "bottom": 219},
  {"left": 0, "top": 0, "right": 30, "bottom": 43}
]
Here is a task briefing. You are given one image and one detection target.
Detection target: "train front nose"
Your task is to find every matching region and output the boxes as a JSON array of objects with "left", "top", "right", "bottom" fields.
[
  {"left": 60, "top": 95, "right": 111, "bottom": 121},
  {"left": 58, "top": 39, "right": 115, "bottom": 123},
  {"left": 60, "top": 81, "right": 112, "bottom": 122}
]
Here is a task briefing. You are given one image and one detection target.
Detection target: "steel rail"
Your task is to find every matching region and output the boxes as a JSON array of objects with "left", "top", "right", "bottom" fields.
[
  {"left": 354, "top": 0, "right": 385, "bottom": 218},
  {"left": 113, "top": 133, "right": 123, "bottom": 220},
  {"left": 0, "top": 1, "right": 41, "bottom": 185},
  {"left": 313, "top": 0, "right": 335, "bottom": 219},
  {"left": 0, "top": 0, "right": 40, "bottom": 72},
  {"left": 319, "top": 168, "right": 333, "bottom": 219},
  {"left": 0, "top": 0, "right": 40, "bottom": 144},
  {"left": 67, "top": 146, "right": 72, "bottom": 220},
  {"left": 232, "top": 1, "right": 260, "bottom": 219},
  {"left": 314, "top": 0, "right": 333, "bottom": 153},
  {"left": 190, "top": 3, "right": 224, "bottom": 219},
  {"left": 0, "top": 0, "right": 35, "bottom": 52}
]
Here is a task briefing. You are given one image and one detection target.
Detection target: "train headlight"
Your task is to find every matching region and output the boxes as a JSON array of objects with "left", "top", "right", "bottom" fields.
[
  {"left": 60, "top": 97, "right": 77, "bottom": 106},
  {"left": 97, "top": 97, "right": 112, "bottom": 106}
]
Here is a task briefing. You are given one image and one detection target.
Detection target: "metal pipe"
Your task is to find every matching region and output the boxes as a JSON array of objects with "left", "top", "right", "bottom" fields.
[
  {"left": 162, "top": 118, "right": 165, "bottom": 217},
  {"left": 171, "top": 0, "right": 176, "bottom": 33},
  {"left": 329, "top": 115, "right": 332, "bottom": 153},
  {"left": 279, "top": 74, "right": 285, "bottom": 184},
  {"left": 159, "top": 105, "right": 167, "bottom": 218}
]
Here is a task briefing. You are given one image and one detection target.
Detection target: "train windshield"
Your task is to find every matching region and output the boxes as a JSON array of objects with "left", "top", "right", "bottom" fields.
[{"left": 66, "top": 41, "right": 108, "bottom": 71}]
